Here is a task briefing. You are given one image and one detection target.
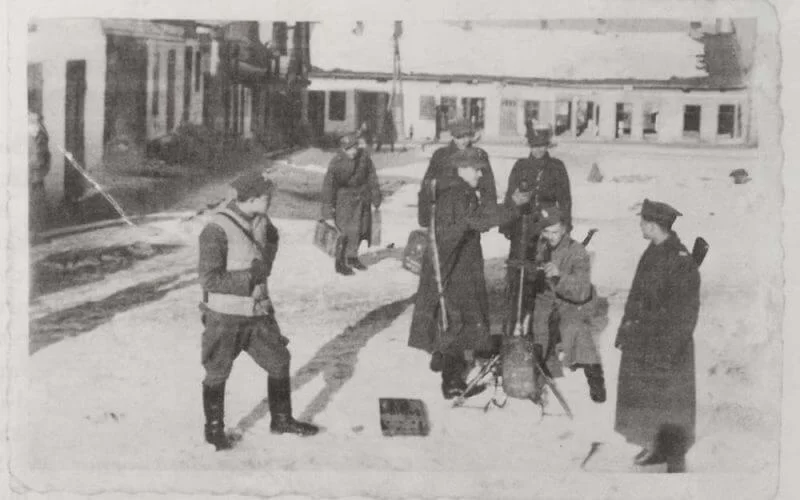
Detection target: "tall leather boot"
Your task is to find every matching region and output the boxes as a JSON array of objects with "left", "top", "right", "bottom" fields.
[
  {"left": 584, "top": 364, "right": 607, "bottom": 403},
  {"left": 268, "top": 376, "right": 319, "bottom": 436},
  {"left": 203, "top": 383, "right": 233, "bottom": 451},
  {"left": 335, "top": 237, "right": 355, "bottom": 276}
]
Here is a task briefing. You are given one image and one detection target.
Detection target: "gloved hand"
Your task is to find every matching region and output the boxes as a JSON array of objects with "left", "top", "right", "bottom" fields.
[{"left": 251, "top": 258, "right": 268, "bottom": 284}]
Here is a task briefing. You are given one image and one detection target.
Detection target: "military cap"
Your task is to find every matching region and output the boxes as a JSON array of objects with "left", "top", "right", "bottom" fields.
[
  {"left": 638, "top": 198, "right": 682, "bottom": 226},
  {"left": 339, "top": 132, "right": 359, "bottom": 150},
  {"left": 528, "top": 127, "right": 554, "bottom": 148},
  {"left": 538, "top": 206, "right": 567, "bottom": 227},
  {"left": 447, "top": 147, "right": 488, "bottom": 170},
  {"left": 449, "top": 118, "right": 475, "bottom": 138},
  {"left": 230, "top": 170, "right": 275, "bottom": 200}
]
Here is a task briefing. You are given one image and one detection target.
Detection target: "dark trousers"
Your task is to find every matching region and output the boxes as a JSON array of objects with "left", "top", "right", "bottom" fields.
[{"left": 201, "top": 310, "right": 291, "bottom": 387}]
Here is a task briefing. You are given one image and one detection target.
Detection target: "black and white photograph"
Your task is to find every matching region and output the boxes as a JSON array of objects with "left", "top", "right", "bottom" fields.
[{"left": 3, "top": 0, "right": 799, "bottom": 498}]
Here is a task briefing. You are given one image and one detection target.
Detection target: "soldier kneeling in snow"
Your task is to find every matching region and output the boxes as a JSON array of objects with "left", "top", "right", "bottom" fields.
[
  {"left": 513, "top": 206, "right": 606, "bottom": 403},
  {"left": 198, "top": 171, "right": 318, "bottom": 450}
]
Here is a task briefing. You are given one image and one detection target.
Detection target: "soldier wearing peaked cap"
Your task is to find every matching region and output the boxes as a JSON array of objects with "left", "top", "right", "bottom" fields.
[
  {"left": 614, "top": 198, "right": 700, "bottom": 473},
  {"left": 409, "top": 149, "right": 531, "bottom": 399},
  {"left": 417, "top": 117, "right": 498, "bottom": 229},
  {"left": 500, "top": 126, "right": 572, "bottom": 334},
  {"left": 198, "top": 170, "right": 319, "bottom": 450}
]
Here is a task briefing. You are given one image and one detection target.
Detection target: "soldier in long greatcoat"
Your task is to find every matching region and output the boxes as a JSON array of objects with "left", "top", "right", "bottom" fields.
[
  {"left": 321, "top": 133, "right": 382, "bottom": 275},
  {"left": 500, "top": 128, "right": 572, "bottom": 331},
  {"left": 408, "top": 148, "right": 530, "bottom": 399},
  {"left": 614, "top": 199, "right": 700, "bottom": 473}
]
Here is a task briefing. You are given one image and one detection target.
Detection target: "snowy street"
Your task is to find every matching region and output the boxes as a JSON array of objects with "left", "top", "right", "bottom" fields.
[{"left": 17, "top": 143, "right": 781, "bottom": 498}]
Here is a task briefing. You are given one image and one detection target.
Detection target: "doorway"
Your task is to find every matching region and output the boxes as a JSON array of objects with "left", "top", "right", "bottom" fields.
[
  {"left": 183, "top": 46, "right": 193, "bottom": 123},
  {"left": 64, "top": 60, "right": 87, "bottom": 202},
  {"left": 308, "top": 90, "right": 326, "bottom": 139}
]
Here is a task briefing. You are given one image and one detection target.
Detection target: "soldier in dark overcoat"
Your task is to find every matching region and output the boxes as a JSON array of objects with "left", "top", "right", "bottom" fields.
[
  {"left": 28, "top": 110, "right": 51, "bottom": 238},
  {"left": 408, "top": 149, "right": 531, "bottom": 399},
  {"left": 417, "top": 117, "right": 498, "bottom": 228},
  {"left": 614, "top": 199, "right": 700, "bottom": 473},
  {"left": 499, "top": 128, "right": 572, "bottom": 330},
  {"left": 321, "top": 133, "right": 382, "bottom": 275}
]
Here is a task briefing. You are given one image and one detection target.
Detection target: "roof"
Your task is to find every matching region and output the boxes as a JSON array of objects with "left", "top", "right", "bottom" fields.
[{"left": 311, "top": 21, "right": 711, "bottom": 83}]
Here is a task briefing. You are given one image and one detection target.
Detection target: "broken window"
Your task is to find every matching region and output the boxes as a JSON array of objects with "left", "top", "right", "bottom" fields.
[
  {"left": 419, "top": 95, "right": 436, "bottom": 120},
  {"left": 683, "top": 104, "right": 701, "bottom": 138},
  {"left": 616, "top": 102, "right": 632, "bottom": 138},
  {"left": 643, "top": 102, "right": 659, "bottom": 138},
  {"left": 717, "top": 104, "right": 739, "bottom": 138},
  {"left": 555, "top": 99, "right": 572, "bottom": 136},
  {"left": 329, "top": 91, "right": 346, "bottom": 121}
]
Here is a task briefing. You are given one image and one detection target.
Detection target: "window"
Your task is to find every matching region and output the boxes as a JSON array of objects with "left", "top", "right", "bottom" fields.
[
  {"left": 27, "top": 63, "right": 43, "bottom": 115},
  {"left": 151, "top": 51, "right": 160, "bottom": 116},
  {"left": 717, "top": 104, "right": 738, "bottom": 137},
  {"left": 329, "top": 91, "right": 346, "bottom": 121},
  {"left": 419, "top": 95, "right": 436, "bottom": 120},
  {"left": 524, "top": 100, "right": 540, "bottom": 124},
  {"left": 643, "top": 102, "right": 659, "bottom": 138},
  {"left": 273, "top": 22, "right": 288, "bottom": 56},
  {"left": 195, "top": 51, "right": 202, "bottom": 91},
  {"left": 683, "top": 104, "right": 701, "bottom": 137},
  {"left": 441, "top": 96, "right": 457, "bottom": 121},
  {"left": 616, "top": 102, "right": 632, "bottom": 138}
]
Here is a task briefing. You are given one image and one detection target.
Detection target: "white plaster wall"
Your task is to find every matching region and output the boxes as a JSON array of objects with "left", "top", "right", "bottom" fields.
[{"left": 28, "top": 19, "right": 107, "bottom": 203}]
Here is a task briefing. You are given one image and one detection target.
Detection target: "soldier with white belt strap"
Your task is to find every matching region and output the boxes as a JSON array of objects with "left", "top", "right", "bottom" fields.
[{"left": 198, "top": 171, "right": 318, "bottom": 450}]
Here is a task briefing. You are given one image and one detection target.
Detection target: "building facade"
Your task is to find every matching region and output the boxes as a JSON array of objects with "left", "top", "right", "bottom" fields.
[
  {"left": 308, "top": 72, "right": 752, "bottom": 146},
  {"left": 27, "top": 19, "right": 205, "bottom": 203}
]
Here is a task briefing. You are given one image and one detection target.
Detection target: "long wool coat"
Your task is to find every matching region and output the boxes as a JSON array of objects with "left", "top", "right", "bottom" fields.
[
  {"left": 614, "top": 233, "right": 700, "bottom": 452},
  {"left": 408, "top": 175, "right": 520, "bottom": 356},
  {"left": 321, "top": 149, "right": 382, "bottom": 246}
]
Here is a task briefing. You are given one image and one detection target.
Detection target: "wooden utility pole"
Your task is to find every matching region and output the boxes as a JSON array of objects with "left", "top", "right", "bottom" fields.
[{"left": 391, "top": 21, "right": 405, "bottom": 139}]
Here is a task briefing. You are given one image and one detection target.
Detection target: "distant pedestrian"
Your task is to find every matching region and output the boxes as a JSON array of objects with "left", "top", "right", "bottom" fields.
[
  {"left": 321, "top": 132, "right": 382, "bottom": 275},
  {"left": 198, "top": 171, "right": 319, "bottom": 450},
  {"left": 28, "top": 110, "right": 50, "bottom": 240},
  {"left": 614, "top": 199, "right": 700, "bottom": 473},
  {"left": 409, "top": 148, "right": 531, "bottom": 399},
  {"left": 375, "top": 110, "right": 397, "bottom": 153},
  {"left": 500, "top": 127, "right": 572, "bottom": 331}
]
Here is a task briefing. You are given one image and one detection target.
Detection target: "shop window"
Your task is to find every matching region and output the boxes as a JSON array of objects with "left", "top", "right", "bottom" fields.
[
  {"left": 329, "top": 91, "right": 346, "bottom": 121},
  {"left": 555, "top": 99, "right": 572, "bottom": 136},
  {"left": 683, "top": 104, "right": 701, "bottom": 138},
  {"left": 642, "top": 102, "right": 659, "bottom": 138},
  {"left": 717, "top": 104, "right": 739, "bottom": 138},
  {"left": 419, "top": 95, "right": 436, "bottom": 120},
  {"left": 616, "top": 102, "right": 632, "bottom": 138}
]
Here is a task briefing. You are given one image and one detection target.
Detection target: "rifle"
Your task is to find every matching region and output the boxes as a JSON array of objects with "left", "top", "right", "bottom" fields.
[{"left": 428, "top": 179, "right": 448, "bottom": 372}]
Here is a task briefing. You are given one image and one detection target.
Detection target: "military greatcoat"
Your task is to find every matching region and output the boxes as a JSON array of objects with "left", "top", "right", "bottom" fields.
[{"left": 614, "top": 233, "right": 700, "bottom": 453}]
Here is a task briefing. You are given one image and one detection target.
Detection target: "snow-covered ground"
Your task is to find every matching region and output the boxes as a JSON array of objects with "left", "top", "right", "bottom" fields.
[{"left": 15, "top": 144, "right": 782, "bottom": 498}]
